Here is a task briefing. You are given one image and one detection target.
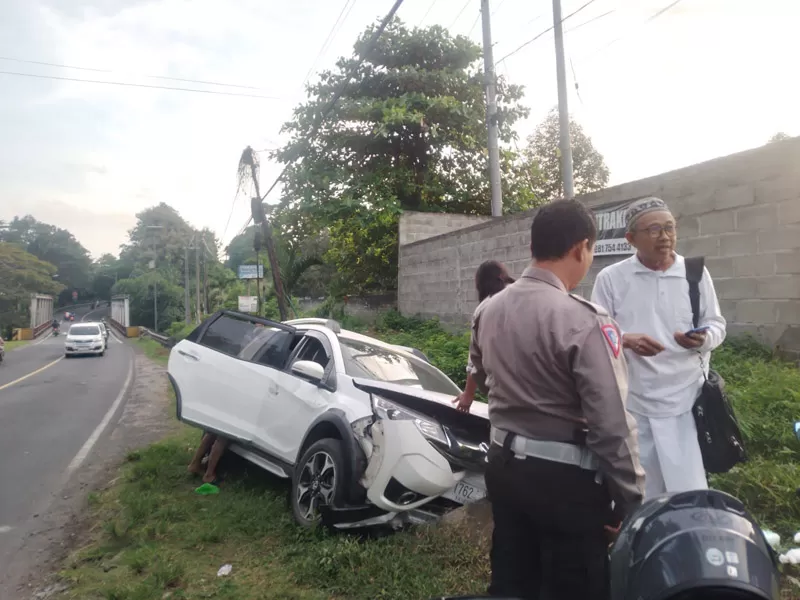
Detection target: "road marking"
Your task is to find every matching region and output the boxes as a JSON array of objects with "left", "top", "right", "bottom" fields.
[
  {"left": 0, "top": 525, "right": 12, "bottom": 534},
  {"left": 81, "top": 307, "right": 101, "bottom": 322},
  {"left": 0, "top": 357, "right": 63, "bottom": 392},
  {"left": 64, "top": 356, "right": 134, "bottom": 479},
  {"left": 33, "top": 331, "right": 53, "bottom": 345}
]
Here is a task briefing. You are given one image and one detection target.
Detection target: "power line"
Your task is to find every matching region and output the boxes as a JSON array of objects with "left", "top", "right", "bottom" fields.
[
  {"left": 589, "top": 0, "right": 685, "bottom": 56},
  {"left": 220, "top": 188, "right": 242, "bottom": 245},
  {"left": 301, "top": 0, "right": 358, "bottom": 88},
  {"left": 0, "top": 55, "right": 268, "bottom": 91},
  {"left": 0, "top": 70, "right": 284, "bottom": 99},
  {"left": 418, "top": 0, "right": 439, "bottom": 26},
  {"left": 234, "top": 0, "right": 407, "bottom": 237},
  {"left": 448, "top": 0, "right": 472, "bottom": 30},
  {"left": 495, "top": 0, "right": 599, "bottom": 65},
  {"left": 567, "top": 8, "right": 615, "bottom": 34}
]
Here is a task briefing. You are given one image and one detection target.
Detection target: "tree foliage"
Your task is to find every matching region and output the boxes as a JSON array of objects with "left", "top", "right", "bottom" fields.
[
  {"left": 522, "top": 107, "right": 610, "bottom": 202},
  {"left": 272, "top": 18, "right": 534, "bottom": 293},
  {"left": 0, "top": 215, "right": 92, "bottom": 305},
  {"left": 768, "top": 132, "right": 792, "bottom": 143},
  {"left": 0, "top": 242, "right": 64, "bottom": 334},
  {"left": 225, "top": 225, "right": 329, "bottom": 299},
  {"left": 110, "top": 204, "right": 238, "bottom": 327}
]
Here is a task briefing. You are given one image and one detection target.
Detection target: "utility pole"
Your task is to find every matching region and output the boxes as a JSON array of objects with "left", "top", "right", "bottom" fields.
[
  {"left": 254, "top": 229, "right": 263, "bottom": 317},
  {"left": 203, "top": 253, "right": 209, "bottom": 317},
  {"left": 481, "top": 0, "right": 503, "bottom": 217},
  {"left": 552, "top": 0, "right": 575, "bottom": 199},
  {"left": 184, "top": 240, "right": 191, "bottom": 323},
  {"left": 195, "top": 244, "right": 201, "bottom": 323},
  {"left": 146, "top": 225, "right": 164, "bottom": 332},
  {"left": 153, "top": 237, "right": 158, "bottom": 332},
  {"left": 239, "top": 148, "right": 289, "bottom": 321}
]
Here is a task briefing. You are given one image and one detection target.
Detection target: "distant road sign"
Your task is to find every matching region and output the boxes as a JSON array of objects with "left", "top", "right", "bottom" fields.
[{"left": 237, "top": 265, "right": 264, "bottom": 280}]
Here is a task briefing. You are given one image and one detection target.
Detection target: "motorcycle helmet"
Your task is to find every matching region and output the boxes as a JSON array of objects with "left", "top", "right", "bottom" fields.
[{"left": 610, "top": 489, "right": 780, "bottom": 600}]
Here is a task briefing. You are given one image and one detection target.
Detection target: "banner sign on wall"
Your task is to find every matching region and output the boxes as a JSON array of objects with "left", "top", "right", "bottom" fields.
[{"left": 592, "top": 200, "right": 636, "bottom": 256}]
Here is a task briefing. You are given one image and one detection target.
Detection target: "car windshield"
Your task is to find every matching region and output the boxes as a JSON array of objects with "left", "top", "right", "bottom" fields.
[
  {"left": 70, "top": 325, "right": 100, "bottom": 336},
  {"left": 338, "top": 338, "right": 459, "bottom": 395}
]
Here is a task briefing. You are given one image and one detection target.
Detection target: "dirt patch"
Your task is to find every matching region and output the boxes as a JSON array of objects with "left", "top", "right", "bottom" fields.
[{"left": 10, "top": 348, "right": 174, "bottom": 600}]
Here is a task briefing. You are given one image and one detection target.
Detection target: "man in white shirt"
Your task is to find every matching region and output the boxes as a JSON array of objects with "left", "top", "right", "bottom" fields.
[{"left": 590, "top": 196, "right": 726, "bottom": 498}]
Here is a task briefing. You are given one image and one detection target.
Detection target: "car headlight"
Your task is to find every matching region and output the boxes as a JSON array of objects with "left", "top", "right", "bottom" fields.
[{"left": 372, "top": 396, "right": 447, "bottom": 445}]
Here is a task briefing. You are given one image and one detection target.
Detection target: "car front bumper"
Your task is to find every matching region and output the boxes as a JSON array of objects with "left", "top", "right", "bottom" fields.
[
  {"left": 65, "top": 345, "right": 104, "bottom": 355},
  {"left": 362, "top": 419, "right": 465, "bottom": 513}
]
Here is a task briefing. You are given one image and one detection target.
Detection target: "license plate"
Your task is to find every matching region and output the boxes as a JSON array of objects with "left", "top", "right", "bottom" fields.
[{"left": 442, "top": 474, "right": 486, "bottom": 504}]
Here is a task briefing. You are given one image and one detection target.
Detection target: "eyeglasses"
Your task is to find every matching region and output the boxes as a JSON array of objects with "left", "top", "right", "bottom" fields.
[{"left": 637, "top": 223, "right": 676, "bottom": 238}]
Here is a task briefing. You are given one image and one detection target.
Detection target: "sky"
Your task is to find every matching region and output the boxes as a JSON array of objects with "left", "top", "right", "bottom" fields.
[{"left": 1, "top": 0, "right": 798, "bottom": 258}]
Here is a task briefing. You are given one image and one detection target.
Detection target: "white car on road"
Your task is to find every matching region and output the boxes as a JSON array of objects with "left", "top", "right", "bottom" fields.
[
  {"left": 168, "top": 311, "right": 490, "bottom": 529},
  {"left": 64, "top": 323, "right": 107, "bottom": 357}
]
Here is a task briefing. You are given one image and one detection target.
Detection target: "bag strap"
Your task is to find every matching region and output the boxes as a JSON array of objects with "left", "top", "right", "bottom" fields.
[{"left": 685, "top": 256, "right": 705, "bottom": 329}]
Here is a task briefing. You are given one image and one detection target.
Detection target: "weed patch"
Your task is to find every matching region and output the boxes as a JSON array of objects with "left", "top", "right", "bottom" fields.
[{"left": 134, "top": 337, "right": 169, "bottom": 365}]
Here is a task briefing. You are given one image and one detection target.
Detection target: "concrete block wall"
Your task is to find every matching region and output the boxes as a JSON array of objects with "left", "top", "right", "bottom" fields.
[
  {"left": 398, "top": 137, "right": 800, "bottom": 357},
  {"left": 399, "top": 211, "right": 494, "bottom": 246}
]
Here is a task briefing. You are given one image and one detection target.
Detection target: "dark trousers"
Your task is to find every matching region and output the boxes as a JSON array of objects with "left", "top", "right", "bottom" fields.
[{"left": 485, "top": 444, "right": 614, "bottom": 600}]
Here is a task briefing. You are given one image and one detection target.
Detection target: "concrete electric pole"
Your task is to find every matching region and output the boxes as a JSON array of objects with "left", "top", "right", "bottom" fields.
[
  {"left": 195, "top": 243, "right": 202, "bottom": 323},
  {"left": 481, "top": 0, "right": 503, "bottom": 217},
  {"left": 552, "top": 0, "right": 575, "bottom": 200},
  {"left": 184, "top": 238, "right": 192, "bottom": 323}
]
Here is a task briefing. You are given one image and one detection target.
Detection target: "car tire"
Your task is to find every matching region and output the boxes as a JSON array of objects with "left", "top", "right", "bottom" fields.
[{"left": 290, "top": 438, "right": 347, "bottom": 528}]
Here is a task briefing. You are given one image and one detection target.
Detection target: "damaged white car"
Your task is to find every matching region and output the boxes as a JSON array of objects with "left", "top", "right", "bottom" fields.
[{"left": 168, "top": 311, "right": 491, "bottom": 529}]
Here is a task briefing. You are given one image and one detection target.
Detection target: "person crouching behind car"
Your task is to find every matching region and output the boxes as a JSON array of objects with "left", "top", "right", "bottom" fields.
[
  {"left": 188, "top": 432, "right": 229, "bottom": 485},
  {"left": 452, "top": 260, "right": 515, "bottom": 413}
]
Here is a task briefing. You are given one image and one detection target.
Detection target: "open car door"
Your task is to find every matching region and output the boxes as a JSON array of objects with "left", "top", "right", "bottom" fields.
[
  {"left": 351, "top": 378, "right": 490, "bottom": 513},
  {"left": 170, "top": 311, "right": 296, "bottom": 443}
]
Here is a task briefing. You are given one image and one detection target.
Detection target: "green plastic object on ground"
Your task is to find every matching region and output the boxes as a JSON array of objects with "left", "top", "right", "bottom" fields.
[{"left": 194, "top": 482, "right": 220, "bottom": 495}]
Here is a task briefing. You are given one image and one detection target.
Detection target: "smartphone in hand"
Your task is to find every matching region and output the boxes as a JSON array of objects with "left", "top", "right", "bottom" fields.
[{"left": 684, "top": 325, "right": 710, "bottom": 336}]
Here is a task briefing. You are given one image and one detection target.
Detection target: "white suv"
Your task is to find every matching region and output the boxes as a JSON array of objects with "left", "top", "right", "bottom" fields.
[{"left": 168, "top": 311, "right": 490, "bottom": 529}]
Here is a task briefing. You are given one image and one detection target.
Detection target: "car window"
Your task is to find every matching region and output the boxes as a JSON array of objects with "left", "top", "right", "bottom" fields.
[
  {"left": 69, "top": 325, "right": 100, "bottom": 336},
  {"left": 200, "top": 314, "right": 265, "bottom": 357},
  {"left": 292, "top": 335, "right": 331, "bottom": 370},
  {"left": 338, "top": 338, "right": 459, "bottom": 395},
  {"left": 249, "top": 328, "right": 294, "bottom": 369}
]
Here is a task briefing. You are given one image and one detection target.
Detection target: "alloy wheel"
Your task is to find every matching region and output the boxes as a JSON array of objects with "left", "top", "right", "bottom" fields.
[{"left": 295, "top": 451, "right": 337, "bottom": 522}]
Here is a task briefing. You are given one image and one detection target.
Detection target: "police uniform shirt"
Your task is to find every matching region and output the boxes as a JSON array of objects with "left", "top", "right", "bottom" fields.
[{"left": 470, "top": 266, "right": 645, "bottom": 508}]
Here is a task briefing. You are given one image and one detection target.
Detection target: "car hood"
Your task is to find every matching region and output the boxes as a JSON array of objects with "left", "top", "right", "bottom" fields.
[{"left": 352, "top": 378, "right": 490, "bottom": 473}]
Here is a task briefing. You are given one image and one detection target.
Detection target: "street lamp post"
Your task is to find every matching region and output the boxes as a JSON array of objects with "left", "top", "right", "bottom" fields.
[{"left": 146, "top": 226, "right": 164, "bottom": 332}]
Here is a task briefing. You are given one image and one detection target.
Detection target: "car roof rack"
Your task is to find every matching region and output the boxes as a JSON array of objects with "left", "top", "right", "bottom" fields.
[{"left": 284, "top": 317, "right": 342, "bottom": 334}]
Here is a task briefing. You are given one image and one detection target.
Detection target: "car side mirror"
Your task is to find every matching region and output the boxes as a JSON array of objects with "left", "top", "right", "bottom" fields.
[
  {"left": 794, "top": 421, "right": 800, "bottom": 441},
  {"left": 291, "top": 360, "right": 325, "bottom": 384}
]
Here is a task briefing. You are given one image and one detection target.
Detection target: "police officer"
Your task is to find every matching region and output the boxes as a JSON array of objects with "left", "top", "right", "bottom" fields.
[{"left": 470, "top": 199, "right": 645, "bottom": 600}]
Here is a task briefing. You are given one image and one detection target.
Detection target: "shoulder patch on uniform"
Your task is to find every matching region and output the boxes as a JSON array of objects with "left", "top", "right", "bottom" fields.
[
  {"left": 568, "top": 293, "right": 609, "bottom": 316},
  {"left": 601, "top": 324, "right": 621, "bottom": 358}
]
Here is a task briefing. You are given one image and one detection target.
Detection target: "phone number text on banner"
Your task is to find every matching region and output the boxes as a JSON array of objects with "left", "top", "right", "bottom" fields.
[{"left": 592, "top": 200, "right": 636, "bottom": 256}]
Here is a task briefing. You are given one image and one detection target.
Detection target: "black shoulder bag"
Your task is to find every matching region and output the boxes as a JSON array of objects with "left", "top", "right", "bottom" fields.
[{"left": 685, "top": 256, "right": 747, "bottom": 474}]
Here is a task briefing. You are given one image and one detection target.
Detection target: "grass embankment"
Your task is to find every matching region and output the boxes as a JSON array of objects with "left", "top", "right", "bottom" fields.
[
  {"left": 57, "top": 313, "right": 800, "bottom": 599},
  {"left": 4, "top": 340, "right": 28, "bottom": 351}
]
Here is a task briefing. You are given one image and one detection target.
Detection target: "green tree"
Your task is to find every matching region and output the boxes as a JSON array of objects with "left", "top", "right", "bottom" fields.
[
  {"left": 768, "top": 132, "right": 792, "bottom": 143},
  {"left": 0, "top": 242, "right": 64, "bottom": 335},
  {"left": 112, "top": 272, "right": 184, "bottom": 332},
  {"left": 0, "top": 216, "right": 93, "bottom": 305},
  {"left": 226, "top": 225, "right": 328, "bottom": 301},
  {"left": 523, "top": 107, "right": 610, "bottom": 202},
  {"left": 91, "top": 253, "right": 122, "bottom": 301},
  {"left": 273, "top": 19, "right": 531, "bottom": 293}
]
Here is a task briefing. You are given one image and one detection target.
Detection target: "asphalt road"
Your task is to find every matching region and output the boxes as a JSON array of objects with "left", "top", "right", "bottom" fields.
[{"left": 0, "top": 304, "right": 134, "bottom": 589}]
